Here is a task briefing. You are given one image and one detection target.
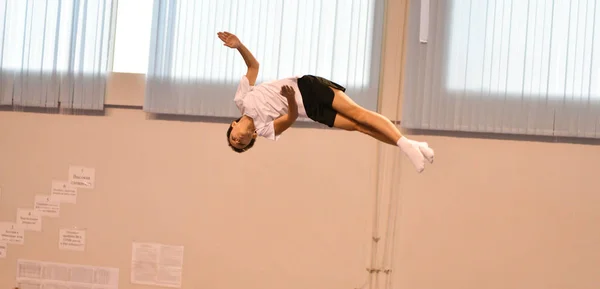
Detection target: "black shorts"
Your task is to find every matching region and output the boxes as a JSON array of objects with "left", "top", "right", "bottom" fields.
[{"left": 297, "top": 75, "right": 346, "bottom": 127}]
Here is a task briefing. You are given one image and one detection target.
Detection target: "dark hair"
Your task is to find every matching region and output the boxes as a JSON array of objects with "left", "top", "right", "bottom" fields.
[{"left": 226, "top": 117, "right": 256, "bottom": 153}]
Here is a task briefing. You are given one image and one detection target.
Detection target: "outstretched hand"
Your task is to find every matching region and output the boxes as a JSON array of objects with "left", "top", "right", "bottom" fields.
[{"left": 217, "top": 31, "right": 241, "bottom": 49}]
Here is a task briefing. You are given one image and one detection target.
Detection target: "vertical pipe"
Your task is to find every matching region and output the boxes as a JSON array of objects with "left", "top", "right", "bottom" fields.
[
  {"left": 382, "top": 1, "right": 410, "bottom": 289},
  {"left": 382, "top": 148, "right": 402, "bottom": 289},
  {"left": 366, "top": 0, "right": 391, "bottom": 288},
  {"left": 367, "top": 133, "right": 383, "bottom": 289}
]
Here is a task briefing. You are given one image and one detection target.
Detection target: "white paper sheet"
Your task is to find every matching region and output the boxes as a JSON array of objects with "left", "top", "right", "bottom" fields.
[
  {"left": 0, "top": 242, "right": 7, "bottom": 258},
  {"left": 131, "top": 242, "right": 184, "bottom": 288},
  {"left": 51, "top": 181, "right": 78, "bottom": 204},
  {"left": 34, "top": 195, "right": 61, "bottom": 217},
  {"left": 17, "top": 259, "right": 119, "bottom": 289},
  {"left": 131, "top": 261, "right": 158, "bottom": 286},
  {"left": 70, "top": 266, "right": 96, "bottom": 284},
  {"left": 17, "top": 209, "right": 42, "bottom": 231},
  {"left": 156, "top": 266, "right": 182, "bottom": 287},
  {"left": 94, "top": 268, "right": 118, "bottom": 286},
  {"left": 59, "top": 229, "right": 86, "bottom": 252},
  {"left": 0, "top": 221, "right": 25, "bottom": 244},
  {"left": 131, "top": 243, "right": 159, "bottom": 285},
  {"left": 69, "top": 166, "right": 96, "bottom": 189},
  {"left": 158, "top": 245, "right": 184, "bottom": 267},
  {"left": 17, "top": 280, "right": 43, "bottom": 289},
  {"left": 17, "top": 259, "right": 43, "bottom": 279},
  {"left": 41, "top": 263, "right": 71, "bottom": 281}
]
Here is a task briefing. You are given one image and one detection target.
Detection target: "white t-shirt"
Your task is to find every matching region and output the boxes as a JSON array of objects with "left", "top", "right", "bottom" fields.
[{"left": 234, "top": 75, "right": 307, "bottom": 140}]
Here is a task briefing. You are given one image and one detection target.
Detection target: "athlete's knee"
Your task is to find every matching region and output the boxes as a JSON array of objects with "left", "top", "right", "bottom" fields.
[{"left": 349, "top": 107, "right": 369, "bottom": 124}]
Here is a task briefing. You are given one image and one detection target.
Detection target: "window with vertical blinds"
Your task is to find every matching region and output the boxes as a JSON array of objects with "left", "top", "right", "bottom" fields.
[
  {"left": 402, "top": 0, "right": 600, "bottom": 138},
  {"left": 144, "top": 0, "right": 385, "bottom": 118},
  {"left": 0, "top": 0, "right": 114, "bottom": 110}
]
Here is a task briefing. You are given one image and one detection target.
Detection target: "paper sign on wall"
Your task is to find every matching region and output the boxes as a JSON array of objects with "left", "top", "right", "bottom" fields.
[
  {"left": 0, "top": 222, "right": 25, "bottom": 244},
  {"left": 131, "top": 242, "right": 184, "bottom": 288},
  {"left": 17, "top": 259, "right": 119, "bottom": 289},
  {"left": 34, "top": 195, "right": 61, "bottom": 217},
  {"left": 69, "top": 166, "right": 96, "bottom": 189},
  {"left": 17, "top": 209, "right": 42, "bottom": 232},
  {"left": 51, "top": 181, "right": 78, "bottom": 204},
  {"left": 59, "top": 229, "right": 86, "bottom": 252},
  {"left": 17, "top": 281, "right": 42, "bottom": 289},
  {"left": 0, "top": 242, "right": 7, "bottom": 258}
]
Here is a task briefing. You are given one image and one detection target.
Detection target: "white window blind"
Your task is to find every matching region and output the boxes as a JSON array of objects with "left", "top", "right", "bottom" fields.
[
  {"left": 144, "top": 0, "right": 385, "bottom": 118},
  {"left": 402, "top": 0, "right": 600, "bottom": 138},
  {"left": 0, "top": 0, "right": 114, "bottom": 110}
]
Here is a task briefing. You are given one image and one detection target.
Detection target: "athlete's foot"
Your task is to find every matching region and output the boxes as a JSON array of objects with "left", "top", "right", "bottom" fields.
[
  {"left": 396, "top": 136, "right": 426, "bottom": 173},
  {"left": 411, "top": 141, "right": 434, "bottom": 164}
]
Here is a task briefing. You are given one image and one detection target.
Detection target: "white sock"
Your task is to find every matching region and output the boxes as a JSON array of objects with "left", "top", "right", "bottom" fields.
[
  {"left": 396, "top": 136, "right": 426, "bottom": 173},
  {"left": 409, "top": 140, "right": 434, "bottom": 164}
]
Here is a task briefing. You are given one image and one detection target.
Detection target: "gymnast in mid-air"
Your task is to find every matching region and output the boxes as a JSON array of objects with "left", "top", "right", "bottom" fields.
[{"left": 220, "top": 31, "right": 434, "bottom": 173}]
